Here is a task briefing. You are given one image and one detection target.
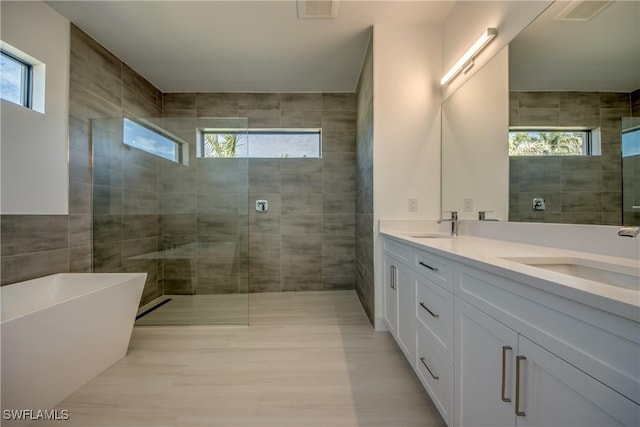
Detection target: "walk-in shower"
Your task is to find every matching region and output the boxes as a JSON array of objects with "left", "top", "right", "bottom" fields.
[
  {"left": 622, "top": 117, "right": 640, "bottom": 226},
  {"left": 91, "top": 117, "right": 249, "bottom": 326}
]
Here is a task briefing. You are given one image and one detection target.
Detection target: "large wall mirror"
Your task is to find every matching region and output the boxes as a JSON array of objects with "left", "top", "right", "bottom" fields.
[{"left": 442, "top": 0, "right": 640, "bottom": 226}]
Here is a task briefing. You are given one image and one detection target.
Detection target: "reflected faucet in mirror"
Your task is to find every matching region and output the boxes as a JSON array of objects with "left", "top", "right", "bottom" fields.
[
  {"left": 438, "top": 211, "right": 459, "bottom": 236},
  {"left": 441, "top": 0, "right": 640, "bottom": 227},
  {"left": 478, "top": 211, "right": 498, "bottom": 221}
]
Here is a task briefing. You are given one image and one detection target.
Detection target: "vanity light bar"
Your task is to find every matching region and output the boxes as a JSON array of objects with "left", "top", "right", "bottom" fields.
[{"left": 440, "top": 28, "right": 498, "bottom": 86}]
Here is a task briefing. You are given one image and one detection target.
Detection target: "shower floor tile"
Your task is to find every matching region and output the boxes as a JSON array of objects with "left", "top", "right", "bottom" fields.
[{"left": 135, "top": 294, "right": 249, "bottom": 326}]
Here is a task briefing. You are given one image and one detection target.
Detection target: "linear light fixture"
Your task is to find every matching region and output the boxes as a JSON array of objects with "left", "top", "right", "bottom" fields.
[{"left": 440, "top": 27, "right": 498, "bottom": 86}]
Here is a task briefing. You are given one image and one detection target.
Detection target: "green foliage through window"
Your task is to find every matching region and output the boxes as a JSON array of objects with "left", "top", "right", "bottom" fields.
[
  {"left": 200, "top": 129, "right": 321, "bottom": 158},
  {"left": 508, "top": 130, "right": 590, "bottom": 156},
  {"left": 203, "top": 132, "right": 244, "bottom": 158}
]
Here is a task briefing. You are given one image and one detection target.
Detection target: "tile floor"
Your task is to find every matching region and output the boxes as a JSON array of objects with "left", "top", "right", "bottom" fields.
[{"left": 41, "top": 291, "right": 446, "bottom": 427}]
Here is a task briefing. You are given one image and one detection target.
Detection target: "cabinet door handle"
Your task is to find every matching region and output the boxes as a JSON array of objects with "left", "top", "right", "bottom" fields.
[
  {"left": 418, "top": 261, "right": 439, "bottom": 272},
  {"left": 419, "top": 302, "right": 439, "bottom": 318},
  {"left": 419, "top": 357, "right": 439, "bottom": 380},
  {"left": 391, "top": 265, "right": 396, "bottom": 289},
  {"left": 515, "top": 355, "right": 526, "bottom": 416},
  {"left": 501, "top": 346, "right": 512, "bottom": 402}
]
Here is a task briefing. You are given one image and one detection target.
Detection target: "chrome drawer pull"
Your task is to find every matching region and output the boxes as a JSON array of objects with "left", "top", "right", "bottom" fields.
[
  {"left": 419, "top": 302, "right": 439, "bottom": 318},
  {"left": 501, "top": 346, "right": 512, "bottom": 402},
  {"left": 419, "top": 357, "right": 439, "bottom": 380},
  {"left": 515, "top": 355, "right": 526, "bottom": 416},
  {"left": 418, "top": 261, "right": 439, "bottom": 272}
]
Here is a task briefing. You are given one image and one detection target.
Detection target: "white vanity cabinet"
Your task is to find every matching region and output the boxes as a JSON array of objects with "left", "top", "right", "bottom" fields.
[
  {"left": 382, "top": 254, "right": 398, "bottom": 336},
  {"left": 381, "top": 236, "right": 640, "bottom": 427},
  {"left": 382, "top": 239, "right": 415, "bottom": 361},
  {"left": 383, "top": 238, "right": 455, "bottom": 425},
  {"left": 454, "top": 297, "right": 638, "bottom": 427},
  {"left": 454, "top": 297, "right": 518, "bottom": 427}
]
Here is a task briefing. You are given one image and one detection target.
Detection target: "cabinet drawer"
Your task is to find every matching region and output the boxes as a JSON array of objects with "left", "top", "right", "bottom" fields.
[
  {"left": 383, "top": 238, "right": 412, "bottom": 265},
  {"left": 456, "top": 265, "right": 640, "bottom": 404},
  {"left": 415, "top": 274, "right": 454, "bottom": 359},
  {"left": 414, "top": 249, "right": 453, "bottom": 291},
  {"left": 416, "top": 330, "right": 453, "bottom": 426}
]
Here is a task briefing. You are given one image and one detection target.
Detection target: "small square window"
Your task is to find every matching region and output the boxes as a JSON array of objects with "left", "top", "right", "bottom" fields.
[{"left": 0, "top": 49, "right": 32, "bottom": 108}]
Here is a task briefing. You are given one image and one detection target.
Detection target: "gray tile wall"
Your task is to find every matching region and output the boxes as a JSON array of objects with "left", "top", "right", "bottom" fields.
[
  {"left": 1, "top": 216, "right": 71, "bottom": 285},
  {"left": 623, "top": 89, "right": 640, "bottom": 225},
  {"left": 355, "top": 36, "right": 374, "bottom": 325},
  {"left": 162, "top": 92, "right": 356, "bottom": 293},
  {"left": 632, "top": 89, "right": 640, "bottom": 117},
  {"left": 0, "top": 25, "right": 164, "bottom": 304},
  {"left": 509, "top": 91, "right": 631, "bottom": 225},
  {"left": 1, "top": 26, "right": 360, "bottom": 303},
  {"left": 71, "top": 24, "right": 164, "bottom": 305}
]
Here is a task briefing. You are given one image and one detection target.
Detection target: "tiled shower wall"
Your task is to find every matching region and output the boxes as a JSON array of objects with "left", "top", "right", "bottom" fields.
[
  {"left": 1, "top": 25, "right": 164, "bottom": 304},
  {"left": 2, "top": 25, "right": 364, "bottom": 300},
  {"left": 161, "top": 92, "right": 357, "bottom": 293},
  {"left": 509, "top": 91, "right": 631, "bottom": 225},
  {"left": 633, "top": 89, "right": 640, "bottom": 117},
  {"left": 355, "top": 36, "right": 374, "bottom": 324},
  {"left": 624, "top": 88, "right": 640, "bottom": 225}
]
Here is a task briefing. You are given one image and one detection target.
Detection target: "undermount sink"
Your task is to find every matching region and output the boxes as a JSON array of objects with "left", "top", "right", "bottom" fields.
[
  {"left": 407, "top": 233, "right": 452, "bottom": 239},
  {"left": 501, "top": 257, "right": 640, "bottom": 291}
]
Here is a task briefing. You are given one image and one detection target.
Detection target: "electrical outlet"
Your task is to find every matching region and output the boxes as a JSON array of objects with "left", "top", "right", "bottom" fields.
[
  {"left": 408, "top": 198, "right": 418, "bottom": 212},
  {"left": 464, "top": 198, "right": 473, "bottom": 212}
]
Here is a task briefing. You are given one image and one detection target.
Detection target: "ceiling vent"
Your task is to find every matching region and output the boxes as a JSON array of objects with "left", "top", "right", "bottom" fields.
[
  {"left": 553, "top": 1, "right": 613, "bottom": 22},
  {"left": 297, "top": 0, "right": 340, "bottom": 19}
]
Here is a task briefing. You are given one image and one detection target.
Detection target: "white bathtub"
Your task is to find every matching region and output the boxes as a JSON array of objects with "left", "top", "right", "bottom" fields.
[{"left": 1, "top": 273, "right": 146, "bottom": 426}]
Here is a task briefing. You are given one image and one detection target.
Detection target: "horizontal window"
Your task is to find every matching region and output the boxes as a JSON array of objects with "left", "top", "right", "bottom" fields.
[
  {"left": 509, "top": 129, "right": 599, "bottom": 156},
  {"left": 123, "top": 118, "right": 185, "bottom": 163},
  {"left": 200, "top": 128, "right": 322, "bottom": 158},
  {"left": 1, "top": 48, "right": 32, "bottom": 108}
]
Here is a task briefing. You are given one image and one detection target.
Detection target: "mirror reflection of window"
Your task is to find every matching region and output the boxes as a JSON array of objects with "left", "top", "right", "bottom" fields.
[{"left": 508, "top": 129, "right": 600, "bottom": 156}]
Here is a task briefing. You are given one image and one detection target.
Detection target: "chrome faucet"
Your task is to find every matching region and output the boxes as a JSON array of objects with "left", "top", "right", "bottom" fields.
[
  {"left": 478, "top": 211, "right": 498, "bottom": 221},
  {"left": 438, "top": 211, "right": 459, "bottom": 236}
]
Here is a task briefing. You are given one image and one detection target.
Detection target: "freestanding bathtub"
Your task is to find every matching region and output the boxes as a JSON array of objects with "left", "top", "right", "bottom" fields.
[{"left": 1, "top": 273, "right": 146, "bottom": 426}]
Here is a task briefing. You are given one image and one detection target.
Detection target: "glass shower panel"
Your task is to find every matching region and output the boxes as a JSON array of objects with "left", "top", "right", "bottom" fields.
[
  {"left": 622, "top": 117, "right": 640, "bottom": 226},
  {"left": 91, "top": 117, "right": 249, "bottom": 326}
]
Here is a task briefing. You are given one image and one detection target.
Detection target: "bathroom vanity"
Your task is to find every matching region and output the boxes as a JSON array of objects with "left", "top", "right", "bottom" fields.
[{"left": 380, "top": 230, "right": 639, "bottom": 427}]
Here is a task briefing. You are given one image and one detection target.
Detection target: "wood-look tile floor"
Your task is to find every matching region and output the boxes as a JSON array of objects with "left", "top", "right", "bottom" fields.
[
  {"left": 135, "top": 295, "right": 249, "bottom": 326},
  {"left": 43, "top": 291, "right": 446, "bottom": 427}
]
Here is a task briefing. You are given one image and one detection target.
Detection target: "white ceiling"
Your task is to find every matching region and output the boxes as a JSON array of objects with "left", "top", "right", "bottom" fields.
[
  {"left": 509, "top": 0, "right": 640, "bottom": 92},
  {"left": 47, "top": 0, "right": 455, "bottom": 93}
]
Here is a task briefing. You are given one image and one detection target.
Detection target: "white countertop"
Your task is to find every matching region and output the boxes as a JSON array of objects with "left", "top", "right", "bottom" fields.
[{"left": 380, "top": 230, "right": 640, "bottom": 323}]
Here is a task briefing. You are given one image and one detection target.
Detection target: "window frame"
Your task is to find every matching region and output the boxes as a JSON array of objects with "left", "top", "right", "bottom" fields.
[
  {"left": 123, "top": 118, "right": 187, "bottom": 164},
  {"left": 508, "top": 127, "right": 598, "bottom": 156},
  {"left": 199, "top": 128, "right": 323, "bottom": 159},
  {"left": 1, "top": 48, "right": 33, "bottom": 108}
]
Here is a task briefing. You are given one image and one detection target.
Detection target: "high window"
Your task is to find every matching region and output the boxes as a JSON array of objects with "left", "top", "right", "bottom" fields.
[
  {"left": 123, "top": 118, "right": 184, "bottom": 163},
  {"left": 200, "top": 129, "right": 322, "bottom": 158},
  {"left": 508, "top": 129, "right": 599, "bottom": 156},
  {"left": 0, "top": 49, "right": 32, "bottom": 108}
]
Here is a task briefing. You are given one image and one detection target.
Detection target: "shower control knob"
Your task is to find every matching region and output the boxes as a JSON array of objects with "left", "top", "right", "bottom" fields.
[{"left": 256, "top": 200, "right": 268, "bottom": 212}]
